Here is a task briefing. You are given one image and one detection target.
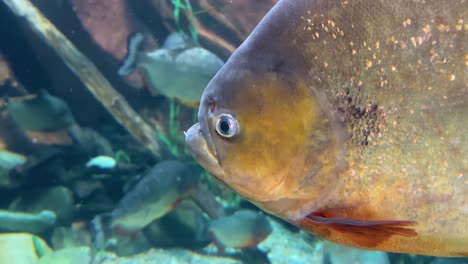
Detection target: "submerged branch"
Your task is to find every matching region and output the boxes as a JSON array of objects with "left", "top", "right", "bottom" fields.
[
  {"left": 191, "top": 184, "right": 226, "bottom": 219},
  {"left": 3, "top": 0, "right": 161, "bottom": 158}
]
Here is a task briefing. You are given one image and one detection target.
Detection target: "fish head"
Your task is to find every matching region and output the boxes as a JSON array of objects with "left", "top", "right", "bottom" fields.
[{"left": 186, "top": 44, "right": 340, "bottom": 212}]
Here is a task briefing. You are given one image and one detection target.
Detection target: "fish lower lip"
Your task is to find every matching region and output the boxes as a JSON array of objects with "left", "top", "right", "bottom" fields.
[
  {"left": 185, "top": 123, "right": 224, "bottom": 177},
  {"left": 200, "top": 129, "right": 216, "bottom": 158}
]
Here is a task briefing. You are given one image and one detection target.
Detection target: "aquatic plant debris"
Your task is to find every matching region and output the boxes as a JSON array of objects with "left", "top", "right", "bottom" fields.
[
  {"left": 2, "top": 0, "right": 162, "bottom": 158},
  {"left": 171, "top": 0, "right": 200, "bottom": 43},
  {"left": 0, "top": 210, "right": 56, "bottom": 234}
]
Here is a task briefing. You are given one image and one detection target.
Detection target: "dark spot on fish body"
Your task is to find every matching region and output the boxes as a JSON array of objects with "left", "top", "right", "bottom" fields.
[
  {"left": 293, "top": 0, "right": 465, "bottom": 150},
  {"left": 268, "top": 59, "right": 286, "bottom": 73},
  {"left": 344, "top": 87, "right": 350, "bottom": 95},
  {"left": 333, "top": 86, "right": 383, "bottom": 147},
  {"left": 206, "top": 96, "right": 216, "bottom": 113}
]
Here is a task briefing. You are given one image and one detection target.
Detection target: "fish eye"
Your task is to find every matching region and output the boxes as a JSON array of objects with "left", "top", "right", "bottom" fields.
[{"left": 215, "top": 114, "right": 239, "bottom": 138}]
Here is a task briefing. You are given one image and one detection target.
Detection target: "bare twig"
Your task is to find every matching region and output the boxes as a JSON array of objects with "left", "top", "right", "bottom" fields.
[{"left": 3, "top": 0, "right": 161, "bottom": 158}]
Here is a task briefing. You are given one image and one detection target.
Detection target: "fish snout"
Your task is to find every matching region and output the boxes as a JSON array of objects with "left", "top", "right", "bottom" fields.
[{"left": 185, "top": 123, "right": 224, "bottom": 177}]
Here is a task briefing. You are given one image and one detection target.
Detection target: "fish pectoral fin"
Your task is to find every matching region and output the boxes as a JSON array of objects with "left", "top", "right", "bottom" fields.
[{"left": 301, "top": 213, "right": 417, "bottom": 248}]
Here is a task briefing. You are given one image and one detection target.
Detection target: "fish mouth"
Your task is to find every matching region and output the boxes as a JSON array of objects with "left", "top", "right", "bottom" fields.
[{"left": 185, "top": 122, "right": 224, "bottom": 177}]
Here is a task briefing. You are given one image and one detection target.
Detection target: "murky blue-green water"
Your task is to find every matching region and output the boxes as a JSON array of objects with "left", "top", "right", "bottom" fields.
[{"left": 0, "top": 0, "right": 466, "bottom": 263}]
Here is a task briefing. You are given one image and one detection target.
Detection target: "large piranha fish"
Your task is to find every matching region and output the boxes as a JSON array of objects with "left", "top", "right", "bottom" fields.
[{"left": 185, "top": 0, "right": 467, "bottom": 257}]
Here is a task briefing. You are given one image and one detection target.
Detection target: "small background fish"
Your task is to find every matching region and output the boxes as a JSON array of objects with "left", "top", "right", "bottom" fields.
[
  {"left": 110, "top": 160, "right": 199, "bottom": 235},
  {"left": 5, "top": 89, "right": 75, "bottom": 131},
  {"left": 208, "top": 209, "right": 272, "bottom": 252},
  {"left": 118, "top": 32, "right": 225, "bottom": 107}
]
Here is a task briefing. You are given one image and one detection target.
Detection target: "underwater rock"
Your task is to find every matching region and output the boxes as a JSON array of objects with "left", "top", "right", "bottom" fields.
[
  {"left": 72, "top": 180, "right": 105, "bottom": 199},
  {"left": 143, "top": 200, "right": 210, "bottom": 249},
  {"left": 100, "top": 248, "right": 241, "bottom": 264},
  {"left": 323, "top": 241, "right": 389, "bottom": 264},
  {"left": 0, "top": 149, "right": 27, "bottom": 188},
  {"left": 118, "top": 32, "right": 224, "bottom": 107},
  {"left": 0, "top": 209, "right": 56, "bottom": 234},
  {"left": 111, "top": 232, "right": 152, "bottom": 257},
  {"left": 38, "top": 247, "right": 92, "bottom": 264},
  {"left": 9, "top": 186, "right": 75, "bottom": 225},
  {"left": 37, "top": 246, "right": 117, "bottom": 264},
  {"left": 258, "top": 219, "right": 324, "bottom": 264},
  {"left": 51, "top": 226, "right": 92, "bottom": 250},
  {"left": 71, "top": 0, "right": 137, "bottom": 61},
  {"left": 0, "top": 233, "right": 51, "bottom": 264}
]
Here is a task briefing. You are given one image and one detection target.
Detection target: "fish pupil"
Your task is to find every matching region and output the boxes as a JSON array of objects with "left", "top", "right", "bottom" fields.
[
  {"left": 215, "top": 114, "right": 238, "bottom": 138},
  {"left": 219, "top": 120, "right": 230, "bottom": 134}
]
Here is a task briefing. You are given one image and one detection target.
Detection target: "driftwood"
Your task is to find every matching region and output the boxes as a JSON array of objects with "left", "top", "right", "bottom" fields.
[
  {"left": 191, "top": 184, "right": 226, "bottom": 219},
  {"left": 3, "top": 0, "right": 161, "bottom": 158},
  {"left": 146, "top": 0, "right": 277, "bottom": 59}
]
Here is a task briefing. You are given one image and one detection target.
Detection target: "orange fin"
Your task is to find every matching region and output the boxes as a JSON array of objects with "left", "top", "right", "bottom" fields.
[{"left": 302, "top": 212, "right": 417, "bottom": 248}]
